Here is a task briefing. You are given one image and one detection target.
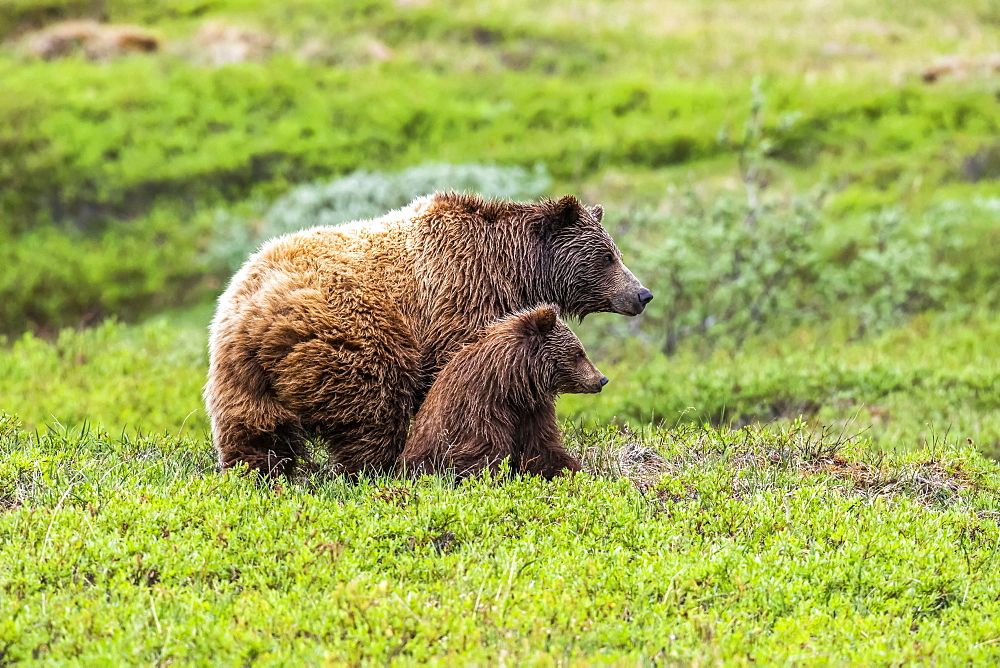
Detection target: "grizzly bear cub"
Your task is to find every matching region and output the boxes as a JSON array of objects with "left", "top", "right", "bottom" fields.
[{"left": 401, "top": 305, "right": 606, "bottom": 479}]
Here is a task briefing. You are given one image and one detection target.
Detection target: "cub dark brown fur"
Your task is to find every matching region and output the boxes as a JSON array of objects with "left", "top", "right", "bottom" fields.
[{"left": 401, "top": 305, "right": 605, "bottom": 479}]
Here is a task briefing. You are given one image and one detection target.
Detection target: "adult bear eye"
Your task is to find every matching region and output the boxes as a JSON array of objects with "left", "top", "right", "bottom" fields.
[
  {"left": 575, "top": 350, "right": 585, "bottom": 360},
  {"left": 604, "top": 252, "right": 614, "bottom": 265}
]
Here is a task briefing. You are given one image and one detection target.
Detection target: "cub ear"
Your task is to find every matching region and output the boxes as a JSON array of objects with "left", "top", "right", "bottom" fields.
[
  {"left": 522, "top": 306, "right": 557, "bottom": 337},
  {"left": 589, "top": 204, "right": 604, "bottom": 222}
]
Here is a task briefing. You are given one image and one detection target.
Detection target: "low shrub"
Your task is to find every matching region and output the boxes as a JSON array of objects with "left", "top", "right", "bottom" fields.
[
  {"left": 615, "top": 194, "right": 961, "bottom": 355},
  {"left": 597, "top": 85, "right": 965, "bottom": 355},
  {"left": 563, "top": 311, "right": 1000, "bottom": 454}
]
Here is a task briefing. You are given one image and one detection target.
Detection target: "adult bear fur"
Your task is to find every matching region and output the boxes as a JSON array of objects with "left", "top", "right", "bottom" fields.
[
  {"left": 401, "top": 305, "right": 605, "bottom": 479},
  {"left": 204, "top": 192, "right": 650, "bottom": 476}
]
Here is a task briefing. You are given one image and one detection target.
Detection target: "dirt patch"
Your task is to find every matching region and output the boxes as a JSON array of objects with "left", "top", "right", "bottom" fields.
[
  {"left": 23, "top": 20, "right": 159, "bottom": 61},
  {"left": 0, "top": 491, "right": 20, "bottom": 513},
  {"left": 18, "top": 18, "right": 285, "bottom": 67},
  {"left": 573, "top": 423, "right": 986, "bottom": 509},
  {"left": 802, "top": 454, "right": 978, "bottom": 505},
  {"left": 922, "top": 53, "right": 1000, "bottom": 83},
  {"left": 571, "top": 424, "right": 666, "bottom": 492},
  {"left": 191, "top": 21, "right": 275, "bottom": 66}
]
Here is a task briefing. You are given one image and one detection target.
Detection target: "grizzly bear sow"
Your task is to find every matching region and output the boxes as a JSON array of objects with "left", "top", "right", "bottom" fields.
[
  {"left": 205, "top": 192, "right": 651, "bottom": 477},
  {"left": 401, "top": 305, "right": 603, "bottom": 479}
]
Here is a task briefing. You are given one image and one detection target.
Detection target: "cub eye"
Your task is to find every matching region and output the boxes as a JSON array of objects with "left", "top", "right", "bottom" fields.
[
  {"left": 604, "top": 252, "right": 614, "bottom": 265},
  {"left": 575, "top": 350, "right": 585, "bottom": 360}
]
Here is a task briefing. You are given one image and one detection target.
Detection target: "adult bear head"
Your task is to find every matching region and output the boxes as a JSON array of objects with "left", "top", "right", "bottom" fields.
[
  {"left": 415, "top": 192, "right": 651, "bottom": 324},
  {"left": 536, "top": 195, "right": 652, "bottom": 319}
]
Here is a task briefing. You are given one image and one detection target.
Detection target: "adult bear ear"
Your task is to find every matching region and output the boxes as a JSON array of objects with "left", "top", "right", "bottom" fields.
[
  {"left": 539, "top": 195, "right": 582, "bottom": 232},
  {"left": 589, "top": 204, "right": 604, "bottom": 222}
]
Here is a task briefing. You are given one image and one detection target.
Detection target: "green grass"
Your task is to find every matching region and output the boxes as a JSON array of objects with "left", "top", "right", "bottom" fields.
[
  {"left": 4, "top": 416, "right": 1000, "bottom": 663},
  {"left": 7, "top": 56, "right": 992, "bottom": 232},
  {"left": 0, "top": 309, "right": 211, "bottom": 437},
  {"left": 3, "top": 0, "right": 1000, "bottom": 661}
]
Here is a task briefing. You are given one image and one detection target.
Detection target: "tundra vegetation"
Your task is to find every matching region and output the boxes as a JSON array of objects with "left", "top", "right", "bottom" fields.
[{"left": 1, "top": 0, "right": 1000, "bottom": 663}]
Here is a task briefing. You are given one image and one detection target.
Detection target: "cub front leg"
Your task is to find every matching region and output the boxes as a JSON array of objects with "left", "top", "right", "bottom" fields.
[{"left": 516, "top": 408, "right": 582, "bottom": 479}]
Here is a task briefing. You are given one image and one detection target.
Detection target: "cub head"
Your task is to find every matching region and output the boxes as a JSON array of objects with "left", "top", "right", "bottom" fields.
[
  {"left": 514, "top": 305, "right": 608, "bottom": 395},
  {"left": 537, "top": 196, "right": 653, "bottom": 319}
]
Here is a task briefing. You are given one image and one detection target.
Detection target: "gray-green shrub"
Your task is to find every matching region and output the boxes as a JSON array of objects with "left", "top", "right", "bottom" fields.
[{"left": 207, "top": 163, "right": 551, "bottom": 273}]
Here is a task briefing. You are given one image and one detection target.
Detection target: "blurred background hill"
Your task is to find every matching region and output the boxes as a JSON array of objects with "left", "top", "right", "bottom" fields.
[{"left": 1, "top": 0, "right": 998, "bottom": 455}]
